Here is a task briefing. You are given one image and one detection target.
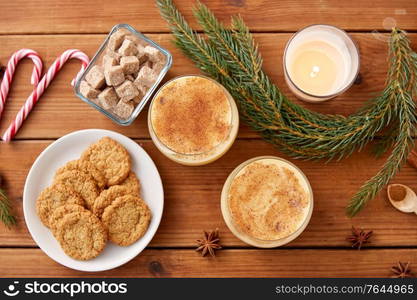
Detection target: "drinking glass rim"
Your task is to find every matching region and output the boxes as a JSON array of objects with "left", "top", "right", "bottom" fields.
[
  {"left": 148, "top": 74, "right": 238, "bottom": 157},
  {"left": 221, "top": 156, "right": 314, "bottom": 248}
]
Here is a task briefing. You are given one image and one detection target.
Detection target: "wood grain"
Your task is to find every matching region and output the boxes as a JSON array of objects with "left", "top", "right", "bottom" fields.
[
  {"left": 0, "top": 33, "right": 415, "bottom": 139},
  {"left": 1, "top": 140, "right": 417, "bottom": 248},
  {"left": 1, "top": 248, "right": 415, "bottom": 277},
  {"left": 0, "top": 0, "right": 416, "bottom": 34}
]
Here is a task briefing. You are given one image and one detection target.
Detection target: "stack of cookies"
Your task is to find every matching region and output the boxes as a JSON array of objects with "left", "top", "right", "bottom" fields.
[{"left": 36, "top": 137, "right": 152, "bottom": 260}]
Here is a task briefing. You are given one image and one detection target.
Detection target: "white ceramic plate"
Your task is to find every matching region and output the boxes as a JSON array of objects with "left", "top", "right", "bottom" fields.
[{"left": 23, "top": 129, "right": 164, "bottom": 272}]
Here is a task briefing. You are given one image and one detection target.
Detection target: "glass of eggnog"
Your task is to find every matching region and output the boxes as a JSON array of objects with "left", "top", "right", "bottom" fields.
[
  {"left": 221, "top": 156, "right": 314, "bottom": 247},
  {"left": 148, "top": 75, "right": 239, "bottom": 166}
]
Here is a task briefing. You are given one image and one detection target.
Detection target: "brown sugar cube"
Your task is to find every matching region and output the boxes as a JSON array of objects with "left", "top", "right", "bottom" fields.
[
  {"left": 136, "top": 38, "right": 148, "bottom": 48},
  {"left": 89, "top": 98, "right": 100, "bottom": 106},
  {"left": 115, "top": 80, "right": 139, "bottom": 100},
  {"left": 137, "top": 44, "right": 146, "bottom": 55},
  {"left": 152, "top": 61, "right": 166, "bottom": 74},
  {"left": 136, "top": 44, "right": 149, "bottom": 64},
  {"left": 85, "top": 65, "right": 105, "bottom": 89},
  {"left": 114, "top": 99, "right": 134, "bottom": 119},
  {"left": 103, "top": 55, "right": 118, "bottom": 69},
  {"left": 104, "top": 65, "right": 125, "bottom": 86},
  {"left": 137, "top": 84, "right": 147, "bottom": 98},
  {"left": 138, "top": 56, "right": 148, "bottom": 65},
  {"left": 124, "top": 34, "right": 138, "bottom": 43},
  {"left": 98, "top": 97, "right": 116, "bottom": 110},
  {"left": 120, "top": 56, "right": 140, "bottom": 75},
  {"left": 98, "top": 87, "right": 118, "bottom": 110},
  {"left": 141, "top": 60, "right": 153, "bottom": 69},
  {"left": 108, "top": 29, "right": 129, "bottom": 51},
  {"left": 118, "top": 39, "right": 138, "bottom": 56},
  {"left": 144, "top": 46, "right": 165, "bottom": 63},
  {"left": 105, "top": 49, "right": 122, "bottom": 62},
  {"left": 120, "top": 96, "right": 132, "bottom": 103},
  {"left": 134, "top": 66, "right": 158, "bottom": 88},
  {"left": 132, "top": 95, "right": 142, "bottom": 104},
  {"left": 80, "top": 80, "right": 100, "bottom": 99},
  {"left": 133, "top": 82, "right": 149, "bottom": 98},
  {"left": 121, "top": 84, "right": 143, "bottom": 103}
]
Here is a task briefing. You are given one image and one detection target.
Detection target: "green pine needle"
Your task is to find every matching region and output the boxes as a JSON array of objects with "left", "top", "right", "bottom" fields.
[
  {"left": 156, "top": 0, "right": 417, "bottom": 216},
  {"left": 0, "top": 186, "right": 16, "bottom": 228}
]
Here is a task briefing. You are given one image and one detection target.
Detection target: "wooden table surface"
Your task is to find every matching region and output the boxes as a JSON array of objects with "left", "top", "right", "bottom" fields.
[{"left": 1, "top": 0, "right": 417, "bottom": 278}]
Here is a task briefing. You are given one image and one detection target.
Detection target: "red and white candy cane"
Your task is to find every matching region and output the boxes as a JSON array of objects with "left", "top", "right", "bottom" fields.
[
  {"left": 2, "top": 49, "right": 89, "bottom": 142},
  {"left": 0, "top": 49, "right": 43, "bottom": 118}
]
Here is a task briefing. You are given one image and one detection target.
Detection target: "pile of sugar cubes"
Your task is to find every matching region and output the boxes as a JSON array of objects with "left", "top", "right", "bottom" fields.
[{"left": 80, "top": 27, "right": 167, "bottom": 120}]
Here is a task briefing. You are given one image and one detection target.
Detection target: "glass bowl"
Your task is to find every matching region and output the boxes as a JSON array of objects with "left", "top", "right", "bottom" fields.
[{"left": 74, "top": 23, "right": 172, "bottom": 125}]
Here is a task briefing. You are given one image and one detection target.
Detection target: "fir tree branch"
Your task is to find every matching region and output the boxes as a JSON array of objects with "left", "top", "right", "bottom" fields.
[
  {"left": 347, "top": 93, "right": 416, "bottom": 215},
  {"left": 0, "top": 186, "right": 16, "bottom": 228},
  {"left": 347, "top": 30, "right": 417, "bottom": 215}
]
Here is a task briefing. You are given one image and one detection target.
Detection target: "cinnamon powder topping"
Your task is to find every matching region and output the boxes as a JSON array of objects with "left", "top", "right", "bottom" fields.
[
  {"left": 228, "top": 160, "right": 310, "bottom": 241},
  {"left": 151, "top": 76, "right": 232, "bottom": 154},
  {"left": 389, "top": 185, "right": 407, "bottom": 202}
]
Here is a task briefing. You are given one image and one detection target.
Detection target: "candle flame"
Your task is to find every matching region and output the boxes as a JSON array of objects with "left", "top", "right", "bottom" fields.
[{"left": 309, "top": 65, "right": 320, "bottom": 78}]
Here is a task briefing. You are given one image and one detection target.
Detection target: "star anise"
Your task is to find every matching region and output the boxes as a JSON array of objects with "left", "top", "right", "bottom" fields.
[
  {"left": 346, "top": 226, "right": 373, "bottom": 250},
  {"left": 391, "top": 262, "right": 414, "bottom": 278},
  {"left": 195, "top": 228, "right": 222, "bottom": 257}
]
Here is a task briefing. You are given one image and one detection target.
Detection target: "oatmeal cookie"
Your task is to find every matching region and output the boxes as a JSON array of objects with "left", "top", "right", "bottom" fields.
[
  {"left": 92, "top": 185, "right": 133, "bottom": 217},
  {"left": 36, "top": 183, "right": 85, "bottom": 228},
  {"left": 54, "top": 170, "right": 99, "bottom": 209},
  {"left": 101, "top": 195, "right": 151, "bottom": 246},
  {"left": 54, "top": 159, "right": 106, "bottom": 190},
  {"left": 49, "top": 204, "right": 86, "bottom": 230},
  {"left": 81, "top": 137, "right": 131, "bottom": 186},
  {"left": 54, "top": 210, "right": 107, "bottom": 260},
  {"left": 119, "top": 171, "right": 141, "bottom": 195}
]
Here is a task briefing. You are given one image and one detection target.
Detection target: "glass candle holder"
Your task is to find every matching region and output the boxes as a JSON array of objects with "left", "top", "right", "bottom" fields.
[{"left": 283, "top": 24, "right": 360, "bottom": 102}]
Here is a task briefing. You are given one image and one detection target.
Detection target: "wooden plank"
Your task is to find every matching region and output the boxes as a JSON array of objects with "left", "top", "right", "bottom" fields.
[
  {"left": 1, "top": 33, "right": 415, "bottom": 139},
  {"left": 1, "top": 140, "right": 417, "bottom": 248},
  {"left": 0, "top": 0, "right": 416, "bottom": 34},
  {"left": 0, "top": 248, "right": 415, "bottom": 277}
]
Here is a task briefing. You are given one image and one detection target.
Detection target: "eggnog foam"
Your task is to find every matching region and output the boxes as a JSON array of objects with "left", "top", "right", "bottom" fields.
[
  {"left": 228, "top": 159, "right": 311, "bottom": 241},
  {"left": 151, "top": 76, "right": 232, "bottom": 156}
]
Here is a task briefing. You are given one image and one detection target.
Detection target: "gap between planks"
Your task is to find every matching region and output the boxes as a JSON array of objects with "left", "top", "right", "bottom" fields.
[
  {"left": 3, "top": 29, "right": 417, "bottom": 36},
  {"left": 2, "top": 245, "right": 417, "bottom": 250}
]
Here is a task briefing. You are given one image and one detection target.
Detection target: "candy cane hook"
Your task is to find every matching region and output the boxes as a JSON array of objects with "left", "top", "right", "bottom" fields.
[
  {"left": 2, "top": 49, "right": 89, "bottom": 142},
  {"left": 0, "top": 49, "right": 43, "bottom": 118}
]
